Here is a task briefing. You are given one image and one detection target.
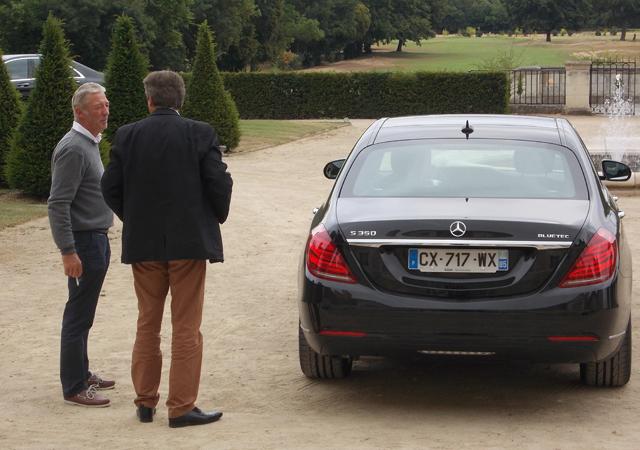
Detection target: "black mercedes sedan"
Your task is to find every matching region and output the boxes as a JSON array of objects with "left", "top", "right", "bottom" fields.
[
  {"left": 2, "top": 54, "right": 104, "bottom": 98},
  {"left": 298, "top": 115, "right": 632, "bottom": 387}
]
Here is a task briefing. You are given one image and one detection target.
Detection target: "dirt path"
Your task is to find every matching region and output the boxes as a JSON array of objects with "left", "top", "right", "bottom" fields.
[{"left": 0, "top": 119, "right": 639, "bottom": 449}]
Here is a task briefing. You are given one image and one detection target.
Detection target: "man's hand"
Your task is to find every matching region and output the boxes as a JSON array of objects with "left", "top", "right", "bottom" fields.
[{"left": 62, "top": 253, "right": 83, "bottom": 278}]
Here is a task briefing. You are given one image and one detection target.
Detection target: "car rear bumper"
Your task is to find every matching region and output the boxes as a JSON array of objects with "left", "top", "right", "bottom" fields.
[{"left": 299, "top": 273, "right": 630, "bottom": 363}]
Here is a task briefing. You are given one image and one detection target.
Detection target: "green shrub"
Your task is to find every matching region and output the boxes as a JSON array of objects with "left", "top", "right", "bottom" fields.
[
  {"left": 99, "top": 139, "right": 110, "bottom": 166},
  {"left": 5, "top": 14, "right": 75, "bottom": 197},
  {"left": 182, "top": 21, "right": 240, "bottom": 150},
  {"left": 104, "top": 15, "right": 148, "bottom": 141},
  {"left": 0, "top": 48, "right": 22, "bottom": 186},
  {"left": 219, "top": 71, "right": 508, "bottom": 119},
  {"left": 463, "top": 27, "right": 477, "bottom": 37},
  {"left": 275, "top": 51, "right": 303, "bottom": 71}
]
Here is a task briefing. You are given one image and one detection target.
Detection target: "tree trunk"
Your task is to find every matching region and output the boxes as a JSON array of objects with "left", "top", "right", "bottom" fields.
[
  {"left": 396, "top": 38, "right": 404, "bottom": 52},
  {"left": 621, "top": 28, "right": 627, "bottom": 41},
  {"left": 546, "top": 31, "right": 551, "bottom": 42}
]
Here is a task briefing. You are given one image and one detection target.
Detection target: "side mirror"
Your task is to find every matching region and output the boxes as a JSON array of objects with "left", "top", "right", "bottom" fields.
[
  {"left": 323, "top": 159, "right": 345, "bottom": 179},
  {"left": 601, "top": 160, "right": 631, "bottom": 181}
]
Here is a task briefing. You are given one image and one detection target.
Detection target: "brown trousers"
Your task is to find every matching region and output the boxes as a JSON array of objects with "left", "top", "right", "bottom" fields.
[{"left": 131, "top": 259, "right": 206, "bottom": 418}]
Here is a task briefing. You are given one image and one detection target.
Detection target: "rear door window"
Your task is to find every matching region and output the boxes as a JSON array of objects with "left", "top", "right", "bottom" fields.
[
  {"left": 341, "top": 140, "right": 588, "bottom": 199},
  {"left": 5, "top": 58, "right": 29, "bottom": 80}
]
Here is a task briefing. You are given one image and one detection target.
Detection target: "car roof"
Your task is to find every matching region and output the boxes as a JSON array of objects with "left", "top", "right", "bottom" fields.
[
  {"left": 374, "top": 114, "right": 563, "bottom": 145},
  {"left": 2, "top": 54, "right": 40, "bottom": 61}
]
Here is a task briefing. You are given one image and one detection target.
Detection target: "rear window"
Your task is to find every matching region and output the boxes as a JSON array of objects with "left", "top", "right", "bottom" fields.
[{"left": 341, "top": 140, "right": 588, "bottom": 199}]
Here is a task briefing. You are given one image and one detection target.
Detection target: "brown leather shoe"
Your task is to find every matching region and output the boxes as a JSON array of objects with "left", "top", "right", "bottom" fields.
[
  {"left": 88, "top": 373, "right": 115, "bottom": 390},
  {"left": 64, "top": 385, "right": 110, "bottom": 408}
]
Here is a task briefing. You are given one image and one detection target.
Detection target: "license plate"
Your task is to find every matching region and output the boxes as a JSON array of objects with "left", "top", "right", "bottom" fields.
[{"left": 408, "top": 248, "right": 509, "bottom": 273}]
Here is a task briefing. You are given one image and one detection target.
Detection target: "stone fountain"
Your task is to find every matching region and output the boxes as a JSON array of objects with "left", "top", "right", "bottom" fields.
[{"left": 591, "top": 73, "right": 640, "bottom": 175}]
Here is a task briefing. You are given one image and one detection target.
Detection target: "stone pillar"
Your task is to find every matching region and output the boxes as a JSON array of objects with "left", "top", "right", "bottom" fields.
[{"left": 564, "top": 61, "right": 592, "bottom": 114}]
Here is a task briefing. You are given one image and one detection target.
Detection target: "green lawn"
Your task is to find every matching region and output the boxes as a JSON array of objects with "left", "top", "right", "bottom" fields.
[
  {"left": 369, "top": 36, "right": 570, "bottom": 72},
  {"left": 307, "top": 33, "right": 640, "bottom": 73},
  {"left": 236, "top": 119, "right": 347, "bottom": 153},
  {"left": 0, "top": 119, "right": 345, "bottom": 229},
  {"left": 0, "top": 189, "right": 48, "bottom": 229}
]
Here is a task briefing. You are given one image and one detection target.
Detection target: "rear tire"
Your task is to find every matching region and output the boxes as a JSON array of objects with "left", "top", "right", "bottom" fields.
[
  {"left": 580, "top": 320, "right": 632, "bottom": 387},
  {"left": 298, "top": 326, "right": 353, "bottom": 379}
]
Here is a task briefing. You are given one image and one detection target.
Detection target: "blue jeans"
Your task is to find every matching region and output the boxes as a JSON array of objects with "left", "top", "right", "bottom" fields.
[{"left": 60, "top": 231, "right": 110, "bottom": 398}]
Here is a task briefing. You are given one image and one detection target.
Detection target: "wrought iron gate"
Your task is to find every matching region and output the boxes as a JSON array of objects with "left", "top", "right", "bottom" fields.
[{"left": 590, "top": 60, "right": 637, "bottom": 115}]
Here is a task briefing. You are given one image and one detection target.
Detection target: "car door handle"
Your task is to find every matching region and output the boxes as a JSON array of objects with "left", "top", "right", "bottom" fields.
[
  {"left": 618, "top": 211, "right": 625, "bottom": 219},
  {"left": 612, "top": 196, "right": 619, "bottom": 202}
]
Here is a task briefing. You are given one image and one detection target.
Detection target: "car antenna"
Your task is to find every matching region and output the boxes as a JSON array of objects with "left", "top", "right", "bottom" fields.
[{"left": 461, "top": 120, "right": 474, "bottom": 139}]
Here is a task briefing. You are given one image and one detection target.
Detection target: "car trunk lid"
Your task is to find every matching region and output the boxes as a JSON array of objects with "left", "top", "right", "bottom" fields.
[{"left": 337, "top": 197, "right": 589, "bottom": 299}]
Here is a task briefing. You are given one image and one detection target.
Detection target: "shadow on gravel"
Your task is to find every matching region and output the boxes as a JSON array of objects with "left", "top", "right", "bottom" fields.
[{"left": 293, "top": 355, "right": 610, "bottom": 417}]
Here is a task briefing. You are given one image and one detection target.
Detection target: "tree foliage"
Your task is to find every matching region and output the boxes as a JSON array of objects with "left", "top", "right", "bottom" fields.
[
  {"left": 190, "top": 0, "right": 259, "bottom": 70},
  {"left": 364, "top": 0, "right": 433, "bottom": 52},
  {"left": 506, "top": 0, "right": 592, "bottom": 41},
  {"left": 0, "top": 0, "right": 625, "bottom": 72},
  {"left": 594, "top": 0, "right": 640, "bottom": 41},
  {"left": 5, "top": 13, "right": 75, "bottom": 196},
  {"left": 145, "top": 0, "right": 192, "bottom": 70},
  {"left": 182, "top": 21, "right": 240, "bottom": 149},
  {"left": 104, "top": 15, "right": 148, "bottom": 141},
  {"left": 0, "top": 47, "right": 22, "bottom": 185}
]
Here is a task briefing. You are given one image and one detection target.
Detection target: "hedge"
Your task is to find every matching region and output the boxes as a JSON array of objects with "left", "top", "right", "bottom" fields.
[{"left": 215, "top": 71, "right": 508, "bottom": 119}]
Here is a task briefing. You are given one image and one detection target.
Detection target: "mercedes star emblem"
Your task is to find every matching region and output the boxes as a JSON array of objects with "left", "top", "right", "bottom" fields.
[{"left": 449, "top": 221, "right": 467, "bottom": 238}]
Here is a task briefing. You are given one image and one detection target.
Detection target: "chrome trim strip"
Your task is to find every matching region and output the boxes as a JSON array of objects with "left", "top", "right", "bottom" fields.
[
  {"left": 609, "top": 330, "right": 626, "bottom": 340},
  {"left": 347, "top": 239, "right": 573, "bottom": 249},
  {"left": 418, "top": 350, "right": 496, "bottom": 356}
]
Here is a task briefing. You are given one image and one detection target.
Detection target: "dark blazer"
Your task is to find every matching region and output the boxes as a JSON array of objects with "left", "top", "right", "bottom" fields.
[{"left": 101, "top": 108, "right": 232, "bottom": 264}]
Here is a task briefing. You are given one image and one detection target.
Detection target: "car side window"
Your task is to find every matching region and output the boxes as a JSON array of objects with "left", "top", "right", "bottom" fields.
[{"left": 5, "top": 59, "right": 29, "bottom": 80}]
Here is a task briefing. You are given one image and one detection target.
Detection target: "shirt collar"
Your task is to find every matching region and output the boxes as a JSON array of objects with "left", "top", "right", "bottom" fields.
[{"left": 72, "top": 121, "right": 102, "bottom": 144}]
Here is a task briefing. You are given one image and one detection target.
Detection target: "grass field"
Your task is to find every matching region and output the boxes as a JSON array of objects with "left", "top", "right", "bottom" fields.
[
  {"left": 303, "top": 33, "right": 640, "bottom": 73},
  {"left": 236, "top": 119, "right": 347, "bottom": 153},
  {"left": 0, "top": 189, "right": 48, "bottom": 229},
  {"left": 0, "top": 119, "right": 345, "bottom": 230}
]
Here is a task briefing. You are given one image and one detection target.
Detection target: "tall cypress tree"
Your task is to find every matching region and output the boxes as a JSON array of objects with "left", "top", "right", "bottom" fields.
[
  {"left": 0, "top": 48, "right": 22, "bottom": 186},
  {"left": 104, "top": 15, "right": 148, "bottom": 141},
  {"left": 183, "top": 21, "right": 240, "bottom": 150},
  {"left": 5, "top": 14, "right": 75, "bottom": 196}
]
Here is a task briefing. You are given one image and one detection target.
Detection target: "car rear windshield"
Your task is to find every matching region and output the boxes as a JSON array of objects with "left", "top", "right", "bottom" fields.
[{"left": 340, "top": 140, "right": 588, "bottom": 199}]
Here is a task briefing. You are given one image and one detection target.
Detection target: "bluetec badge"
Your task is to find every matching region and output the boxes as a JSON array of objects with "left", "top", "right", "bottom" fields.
[{"left": 408, "top": 248, "right": 418, "bottom": 270}]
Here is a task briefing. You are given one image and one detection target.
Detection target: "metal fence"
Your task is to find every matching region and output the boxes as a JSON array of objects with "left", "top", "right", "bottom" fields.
[
  {"left": 509, "top": 67, "right": 566, "bottom": 105},
  {"left": 590, "top": 60, "right": 637, "bottom": 115}
]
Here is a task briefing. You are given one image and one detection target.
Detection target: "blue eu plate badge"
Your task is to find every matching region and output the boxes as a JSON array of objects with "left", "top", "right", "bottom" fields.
[{"left": 408, "top": 248, "right": 419, "bottom": 270}]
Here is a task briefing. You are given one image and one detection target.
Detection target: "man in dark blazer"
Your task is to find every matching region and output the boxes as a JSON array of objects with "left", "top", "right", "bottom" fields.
[{"left": 101, "top": 70, "right": 232, "bottom": 428}]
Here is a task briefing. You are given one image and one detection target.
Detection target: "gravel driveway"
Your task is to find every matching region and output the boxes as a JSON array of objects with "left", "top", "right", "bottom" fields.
[{"left": 0, "top": 119, "right": 638, "bottom": 449}]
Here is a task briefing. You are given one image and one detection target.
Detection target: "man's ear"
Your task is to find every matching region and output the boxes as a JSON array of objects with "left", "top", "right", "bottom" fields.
[{"left": 147, "top": 97, "right": 155, "bottom": 113}]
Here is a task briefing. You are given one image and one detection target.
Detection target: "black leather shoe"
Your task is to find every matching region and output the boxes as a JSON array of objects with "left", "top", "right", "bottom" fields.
[
  {"left": 168, "top": 407, "right": 223, "bottom": 428},
  {"left": 137, "top": 405, "right": 156, "bottom": 423}
]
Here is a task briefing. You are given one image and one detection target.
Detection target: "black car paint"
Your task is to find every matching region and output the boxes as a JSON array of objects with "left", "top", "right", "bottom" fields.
[
  {"left": 2, "top": 54, "right": 104, "bottom": 98},
  {"left": 298, "top": 115, "right": 632, "bottom": 364}
]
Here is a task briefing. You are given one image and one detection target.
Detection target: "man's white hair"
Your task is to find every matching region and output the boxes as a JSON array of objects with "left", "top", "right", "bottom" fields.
[{"left": 72, "top": 82, "right": 106, "bottom": 110}]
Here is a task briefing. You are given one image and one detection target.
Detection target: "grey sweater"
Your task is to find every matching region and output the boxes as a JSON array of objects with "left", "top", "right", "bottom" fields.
[{"left": 47, "top": 129, "right": 113, "bottom": 254}]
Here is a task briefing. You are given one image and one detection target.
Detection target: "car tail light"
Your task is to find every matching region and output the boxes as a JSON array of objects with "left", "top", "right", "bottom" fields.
[
  {"left": 559, "top": 228, "right": 617, "bottom": 288},
  {"left": 306, "top": 224, "right": 356, "bottom": 283},
  {"left": 319, "top": 330, "right": 366, "bottom": 337}
]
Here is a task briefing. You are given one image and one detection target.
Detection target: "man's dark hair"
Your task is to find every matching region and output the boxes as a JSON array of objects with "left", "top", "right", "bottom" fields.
[{"left": 143, "top": 70, "right": 185, "bottom": 109}]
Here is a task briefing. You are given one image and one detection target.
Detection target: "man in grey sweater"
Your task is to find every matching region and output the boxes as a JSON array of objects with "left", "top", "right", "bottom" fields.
[{"left": 48, "top": 82, "right": 114, "bottom": 407}]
